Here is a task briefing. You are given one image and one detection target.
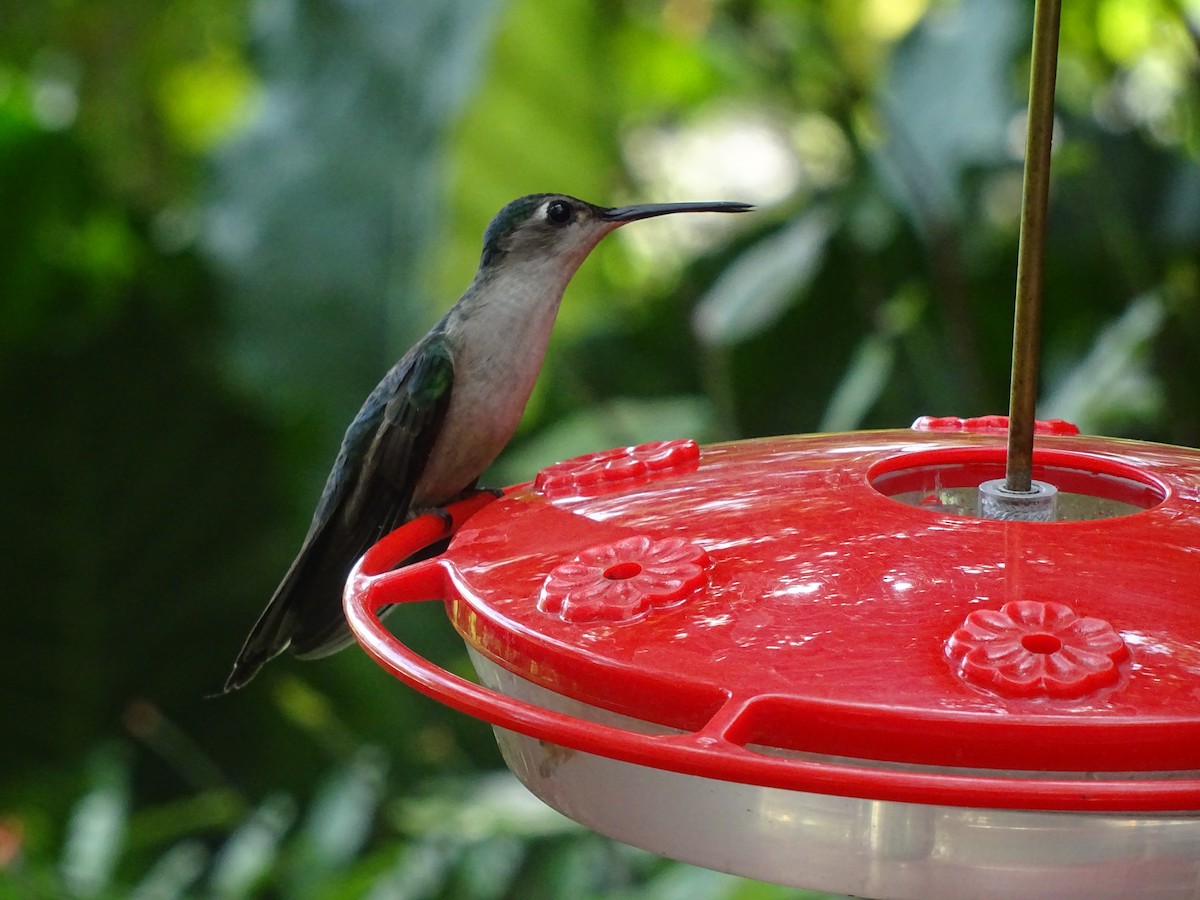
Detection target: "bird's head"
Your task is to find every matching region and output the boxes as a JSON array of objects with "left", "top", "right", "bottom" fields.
[{"left": 477, "top": 193, "right": 752, "bottom": 274}]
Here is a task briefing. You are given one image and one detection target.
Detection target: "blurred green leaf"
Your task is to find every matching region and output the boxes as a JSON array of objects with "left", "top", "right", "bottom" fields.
[
  {"left": 395, "top": 773, "right": 577, "bottom": 842},
  {"left": 126, "top": 790, "right": 244, "bottom": 852},
  {"left": 204, "top": 0, "right": 504, "bottom": 452},
  {"left": 59, "top": 750, "right": 129, "bottom": 898},
  {"left": 820, "top": 291, "right": 923, "bottom": 431},
  {"left": 819, "top": 335, "right": 895, "bottom": 433},
  {"left": 129, "top": 840, "right": 208, "bottom": 900},
  {"left": 1042, "top": 295, "right": 1166, "bottom": 432},
  {"left": 692, "top": 208, "right": 834, "bottom": 348},
  {"left": 616, "top": 862, "right": 837, "bottom": 900},
  {"left": 293, "top": 746, "right": 389, "bottom": 887},
  {"left": 365, "top": 838, "right": 457, "bottom": 900},
  {"left": 452, "top": 836, "right": 526, "bottom": 900},
  {"left": 873, "top": 0, "right": 1025, "bottom": 226},
  {"left": 208, "top": 793, "right": 297, "bottom": 899}
]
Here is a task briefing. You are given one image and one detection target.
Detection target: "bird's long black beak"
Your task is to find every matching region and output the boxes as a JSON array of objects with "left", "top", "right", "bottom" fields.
[{"left": 603, "top": 200, "right": 754, "bottom": 223}]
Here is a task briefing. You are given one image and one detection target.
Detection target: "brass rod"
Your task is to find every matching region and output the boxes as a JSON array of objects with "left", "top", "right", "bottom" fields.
[{"left": 1005, "top": 0, "right": 1062, "bottom": 493}]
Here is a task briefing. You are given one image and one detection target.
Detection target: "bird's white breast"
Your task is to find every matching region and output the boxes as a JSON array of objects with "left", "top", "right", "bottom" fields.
[{"left": 411, "top": 261, "right": 569, "bottom": 509}]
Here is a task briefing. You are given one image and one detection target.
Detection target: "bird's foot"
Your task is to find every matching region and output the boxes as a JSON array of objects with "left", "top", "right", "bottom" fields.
[
  {"left": 433, "top": 486, "right": 506, "bottom": 528},
  {"left": 431, "top": 507, "right": 455, "bottom": 532},
  {"left": 412, "top": 487, "right": 504, "bottom": 537}
]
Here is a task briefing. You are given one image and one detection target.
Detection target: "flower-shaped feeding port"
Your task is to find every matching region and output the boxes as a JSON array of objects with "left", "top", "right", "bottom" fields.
[
  {"left": 912, "top": 414, "right": 1079, "bottom": 436},
  {"left": 946, "top": 600, "right": 1128, "bottom": 699},
  {"left": 534, "top": 439, "right": 699, "bottom": 498},
  {"left": 538, "top": 535, "right": 709, "bottom": 624}
]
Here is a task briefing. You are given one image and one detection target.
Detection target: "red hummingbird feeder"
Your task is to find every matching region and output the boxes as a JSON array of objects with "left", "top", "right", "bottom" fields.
[
  {"left": 344, "top": 2, "right": 1200, "bottom": 896},
  {"left": 345, "top": 424, "right": 1200, "bottom": 899}
]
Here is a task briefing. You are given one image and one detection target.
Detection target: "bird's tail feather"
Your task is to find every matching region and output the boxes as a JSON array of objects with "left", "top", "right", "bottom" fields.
[{"left": 221, "top": 576, "right": 301, "bottom": 692}]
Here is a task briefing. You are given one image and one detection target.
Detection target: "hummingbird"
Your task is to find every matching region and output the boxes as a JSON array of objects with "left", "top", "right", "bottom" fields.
[{"left": 223, "top": 193, "right": 752, "bottom": 692}]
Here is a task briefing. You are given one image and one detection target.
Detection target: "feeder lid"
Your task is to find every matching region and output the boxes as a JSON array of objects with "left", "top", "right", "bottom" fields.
[{"left": 347, "top": 424, "right": 1200, "bottom": 811}]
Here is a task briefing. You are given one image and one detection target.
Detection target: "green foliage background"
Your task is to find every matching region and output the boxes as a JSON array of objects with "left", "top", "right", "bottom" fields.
[{"left": 1, "top": 0, "right": 1198, "bottom": 896}]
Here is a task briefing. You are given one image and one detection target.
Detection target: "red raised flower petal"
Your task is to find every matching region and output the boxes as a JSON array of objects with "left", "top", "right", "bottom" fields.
[
  {"left": 538, "top": 534, "right": 709, "bottom": 624},
  {"left": 535, "top": 439, "right": 700, "bottom": 497},
  {"left": 947, "top": 600, "right": 1128, "bottom": 699},
  {"left": 912, "top": 415, "right": 1079, "bottom": 436}
]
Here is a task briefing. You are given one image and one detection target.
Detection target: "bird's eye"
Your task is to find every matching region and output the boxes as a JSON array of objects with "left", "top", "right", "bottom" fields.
[{"left": 545, "top": 199, "right": 573, "bottom": 225}]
